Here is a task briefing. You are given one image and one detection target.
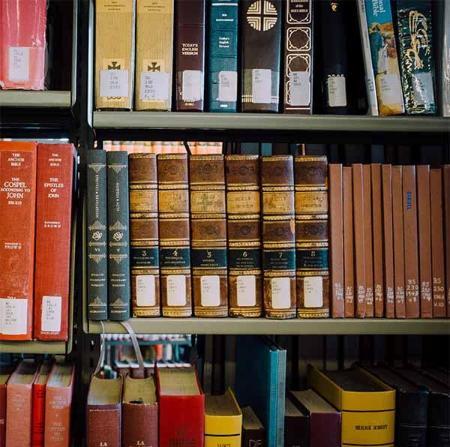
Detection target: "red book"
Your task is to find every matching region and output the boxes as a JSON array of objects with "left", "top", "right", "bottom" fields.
[
  {"left": 31, "top": 363, "right": 52, "bottom": 447},
  {"left": 0, "top": 367, "right": 13, "bottom": 447},
  {"left": 0, "top": 141, "right": 37, "bottom": 340},
  {"left": 444, "top": 165, "right": 450, "bottom": 317},
  {"left": 34, "top": 144, "right": 75, "bottom": 341},
  {"left": 363, "top": 165, "right": 374, "bottom": 317},
  {"left": 0, "top": 0, "right": 47, "bottom": 89},
  {"left": 157, "top": 366, "right": 205, "bottom": 447},
  {"left": 343, "top": 167, "right": 354, "bottom": 318}
]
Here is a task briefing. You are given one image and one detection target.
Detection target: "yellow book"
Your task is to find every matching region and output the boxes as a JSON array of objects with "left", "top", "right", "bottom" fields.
[
  {"left": 205, "top": 388, "right": 242, "bottom": 447},
  {"left": 308, "top": 365, "right": 396, "bottom": 447}
]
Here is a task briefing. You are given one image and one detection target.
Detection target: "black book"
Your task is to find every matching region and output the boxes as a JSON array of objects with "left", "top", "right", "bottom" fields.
[
  {"left": 242, "top": 406, "right": 265, "bottom": 447},
  {"left": 285, "top": 396, "right": 309, "bottom": 447}
]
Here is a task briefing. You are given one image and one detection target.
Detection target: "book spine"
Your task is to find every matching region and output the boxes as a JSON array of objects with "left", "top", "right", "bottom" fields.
[
  {"left": 44, "top": 385, "right": 73, "bottom": 447},
  {"left": 363, "top": 165, "right": 374, "bottom": 317},
  {"left": 135, "top": 0, "right": 174, "bottom": 111},
  {"left": 31, "top": 383, "right": 46, "bottom": 447},
  {"left": 0, "top": 143, "right": 37, "bottom": 340},
  {"left": 276, "top": 350, "right": 286, "bottom": 447},
  {"left": 329, "top": 164, "right": 344, "bottom": 318},
  {"left": 86, "top": 150, "right": 108, "bottom": 321},
  {"left": 129, "top": 154, "right": 160, "bottom": 317},
  {"left": 107, "top": 151, "right": 131, "bottom": 321},
  {"left": 95, "top": 0, "right": 135, "bottom": 110},
  {"left": 395, "top": 0, "right": 436, "bottom": 115},
  {"left": 226, "top": 155, "right": 262, "bottom": 317},
  {"left": 343, "top": 166, "right": 355, "bottom": 317},
  {"left": 207, "top": 0, "right": 239, "bottom": 112},
  {"left": 295, "top": 156, "right": 330, "bottom": 318},
  {"left": 444, "top": 165, "right": 450, "bottom": 316},
  {"left": 241, "top": 0, "right": 282, "bottom": 112},
  {"left": 283, "top": 0, "right": 313, "bottom": 114},
  {"left": 158, "top": 154, "right": 192, "bottom": 317},
  {"left": 175, "top": 0, "right": 206, "bottom": 111},
  {"left": 34, "top": 144, "right": 74, "bottom": 340},
  {"left": 122, "top": 403, "right": 158, "bottom": 447},
  {"left": 364, "top": 0, "right": 405, "bottom": 115},
  {"left": 261, "top": 156, "right": 296, "bottom": 319},
  {"left": 6, "top": 384, "right": 33, "bottom": 446},
  {"left": 87, "top": 405, "right": 121, "bottom": 447},
  {"left": 0, "top": 384, "right": 5, "bottom": 447},
  {"left": 190, "top": 155, "right": 228, "bottom": 317},
  {"left": 442, "top": 1, "right": 450, "bottom": 117},
  {"left": 430, "top": 168, "right": 446, "bottom": 317}
]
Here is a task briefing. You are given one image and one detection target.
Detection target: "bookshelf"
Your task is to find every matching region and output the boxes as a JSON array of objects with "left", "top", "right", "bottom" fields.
[{"left": 0, "top": 90, "right": 72, "bottom": 108}]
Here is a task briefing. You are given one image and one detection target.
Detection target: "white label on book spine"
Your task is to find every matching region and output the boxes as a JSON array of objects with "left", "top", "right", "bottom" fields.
[
  {"left": 271, "top": 278, "right": 291, "bottom": 309},
  {"left": 100, "top": 69, "right": 129, "bottom": 98},
  {"left": 136, "top": 275, "right": 156, "bottom": 307},
  {"left": 327, "top": 75, "right": 347, "bottom": 107},
  {"left": 303, "top": 277, "right": 323, "bottom": 308},
  {"left": 200, "top": 276, "right": 220, "bottom": 307},
  {"left": 167, "top": 275, "right": 186, "bottom": 306},
  {"left": 0, "top": 298, "right": 27, "bottom": 335},
  {"left": 8, "top": 47, "right": 30, "bottom": 81},
  {"left": 41, "top": 296, "right": 62, "bottom": 332},
  {"left": 182, "top": 70, "right": 203, "bottom": 102},
  {"left": 290, "top": 71, "right": 310, "bottom": 106},
  {"left": 379, "top": 73, "right": 403, "bottom": 106},
  {"left": 218, "top": 71, "right": 238, "bottom": 102},
  {"left": 252, "top": 69, "right": 272, "bottom": 104},
  {"left": 412, "top": 72, "right": 434, "bottom": 108},
  {"left": 237, "top": 275, "right": 256, "bottom": 307},
  {"left": 140, "top": 71, "right": 170, "bottom": 101}
]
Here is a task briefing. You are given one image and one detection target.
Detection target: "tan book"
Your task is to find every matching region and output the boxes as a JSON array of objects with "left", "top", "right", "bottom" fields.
[
  {"left": 363, "top": 165, "right": 374, "bottom": 317},
  {"left": 343, "top": 166, "right": 355, "bottom": 317}
]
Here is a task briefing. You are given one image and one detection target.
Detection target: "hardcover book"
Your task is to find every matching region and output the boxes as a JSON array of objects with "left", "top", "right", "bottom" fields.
[
  {"left": 241, "top": 406, "right": 265, "bottom": 447},
  {"left": 343, "top": 166, "right": 355, "bottom": 317},
  {"left": 284, "top": 396, "right": 309, "bottom": 447},
  {"left": 0, "top": 367, "right": 13, "bottom": 447},
  {"left": 241, "top": 0, "right": 282, "bottom": 112},
  {"left": 31, "top": 363, "right": 51, "bottom": 447},
  {"left": 363, "top": 165, "right": 374, "bottom": 317},
  {"left": 295, "top": 156, "right": 330, "bottom": 318},
  {"left": 444, "top": 165, "right": 450, "bottom": 315},
  {"left": 442, "top": 1, "right": 450, "bottom": 116}
]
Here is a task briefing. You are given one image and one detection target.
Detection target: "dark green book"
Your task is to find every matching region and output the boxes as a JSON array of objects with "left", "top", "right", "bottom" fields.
[
  {"left": 87, "top": 150, "right": 108, "bottom": 321},
  {"left": 107, "top": 151, "right": 131, "bottom": 321}
]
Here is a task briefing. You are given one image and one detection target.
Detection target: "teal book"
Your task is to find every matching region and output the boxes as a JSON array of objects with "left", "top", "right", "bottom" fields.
[{"left": 207, "top": 0, "right": 239, "bottom": 112}]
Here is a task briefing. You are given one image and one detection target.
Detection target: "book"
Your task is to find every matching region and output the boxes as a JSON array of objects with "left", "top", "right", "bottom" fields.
[
  {"left": 190, "top": 155, "right": 228, "bottom": 317},
  {"left": 0, "top": 367, "right": 13, "bottom": 447},
  {"left": 343, "top": 166, "right": 355, "bottom": 317},
  {"left": 363, "top": 165, "right": 374, "bottom": 317},
  {"left": 241, "top": 406, "right": 265, "bottom": 447},
  {"left": 207, "top": 0, "right": 239, "bottom": 112},
  {"left": 157, "top": 367, "right": 205, "bottom": 447},
  {"left": 34, "top": 144, "right": 74, "bottom": 340},
  {"left": 364, "top": 0, "right": 405, "bottom": 115},
  {"left": 158, "top": 154, "right": 192, "bottom": 317},
  {"left": 444, "top": 165, "right": 450, "bottom": 315},
  {"left": 87, "top": 376, "right": 123, "bottom": 447},
  {"left": 175, "top": 0, "right": 206, "bottom": 111},
  {"left": 226, "top": 155, "right": 262, "bottom": 317},
  {"left": 283, "top": 0, "right": 314, "bottom": 114},
  {"left": 135, "top": 0, "right": 174, "bottom": 111},
  {"left": 284, "top": 396, "right": 309, "bottom": 447},
  {"left": 95, "top": 0, "right": 135, "bottom": 109},
  {"left": 308, "top": 366, "right": 395, "bottom": 447},
  {"left": 86, "top": 150, "right": 108, "bottom": 321},
  {"left": 129, "top": 153, "right": 160, "bottom": 317},
  {"left": 31, "top": 363, "right": 51, "bottom": 447},
  {"left": 295, "top": 156, "right": 330, "bottom": 319},
  {"left": 261, "top": 156, "right": 296, "bottom": 319},
  {"left": 205, "top": 389, "right": 242, "bottom": 447},
  {"left": 122, "top": 375, "right": 158, "bottom": 447},
  {"left": 290, "top": 389, "right": 341, "bottom": 447},
  {"left": 0, "top": 141, "right": 37, "bottom": 340},
  {"left": 395, "top": 0, "right": 436, "bottom": 115},
  {"left": 442, "top": 1, "right": 450, "bottom": 116},
  {"left": 0, "top": 0, "right": 47, "bottom": 90},
  {"left": 44, "top": 364, "right": 75, "bottom": 447},
  {"left": 241, "top": 0, "right": 282, "bottom": 112},
  {"left": 107, "top": 151, "right": 131, "bottom": 320}
]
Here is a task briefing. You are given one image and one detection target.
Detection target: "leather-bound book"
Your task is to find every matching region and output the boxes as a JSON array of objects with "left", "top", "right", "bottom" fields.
[
  {"left": 175, "top": 0, "right": 206, "bottom": 111},
  {"left": 87, "top": 376, "right": 123, "bottom": 447},
  {"left": 261, "top": 156, "right": 296, "bottom": 319},
  {"left": 392, "top": 166, "right": 406, "bottom": 318},
  {"left": 283, "top": 0, "right": 314, "bottom": 113},
  {"left": 284, "top": 396, "right": 309, "bottom": 447},
  {"left": 34, "top": 144, "right": 75, "bottom": 341},
  {"left": 363, "top": 165, "right": 374, "bottom": 317},
  {"left": 295, "top": 156, "right": 330, "bottom": 318},
  {"left": 122, "top": 375, "right": 158, "bottom": 447},
  {"left": 226, "top": 155, "right": 262, "bottom": 317},
  {"left": 241, "top": 0, "right": 282, "bottom": 112},
  {"left": 0, "top": 367, "right": 13, "bottom": 447},
  {"left": 129, "top": 154, "right": 160, "bottom": 317},
  {"left": 343, "top": 166, "right": 355, "bottom": 317},
  {"left": 430, "top": 168, "right": 446, "bottom": 317},
  {"left": 382, "top": 165, "right": 395, "bottom": 318},
  {"left": 444, "top": 165, "right": 450, "bottom": 316},
  {"left": 107, "top": 152, "right": 131, "bottom": 321},
  {"left": 0, "top": 141, "right": 37, "bottom": 340},
  {"left": 31, "top": 363, "right": 51, "bottom": 447},
  {"left": 241, "top": 406, "right": 265, "bottom": 447},
  {"left": 157, "top": 154, "right": 192, "bottom": 317},
  {"left": 190, "top": 155, "right": 228, "bottom": 317}
]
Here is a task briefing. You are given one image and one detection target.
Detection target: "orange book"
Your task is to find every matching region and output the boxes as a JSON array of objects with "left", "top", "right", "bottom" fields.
[{"left": 31, "top": 363, "right": 52, "bottom": 447}]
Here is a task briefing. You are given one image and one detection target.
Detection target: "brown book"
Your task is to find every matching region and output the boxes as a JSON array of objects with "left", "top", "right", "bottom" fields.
[
  {"left": 343, "top": 166, "right": 355, "bottom": 317},
  {"left": 363, "top": 165, "right": 374, "bottom": 317},
  {"left": 129, "top": 154, "right": 160, "bottom": 317},
  {"left": 329, "top": 164, "right": 344, "bottom": 318},
  {"left": 87, "top": 376, "right": 123, "bottom": 447},
  {"left": 382, "top": 165, "right": 395, "bottom": 318},
  {"left": 241, "top": 406, "right": 265, "bottom": 447},
  {"left": 295, "top": 156, "right": 330, "bottom": 318},
  {"left": 190, "top": 155, "right": 228, "bottom": 317},
  {"left": 430, "top": 168, "right": 447, "bottom": 317},
  {"left": 444, "top": 165, "right": 450, "bottom": 316},
  {"left": 157, "top": 154, "right": 192, "bottom": 317},
  {"left": 226, "top": 155, "right": 262, "bottom": 317}
]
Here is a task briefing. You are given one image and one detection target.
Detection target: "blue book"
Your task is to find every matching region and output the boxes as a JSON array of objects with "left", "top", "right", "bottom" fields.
[{"left": 207, "top": 0, "right": 239, "bottom": 112}]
